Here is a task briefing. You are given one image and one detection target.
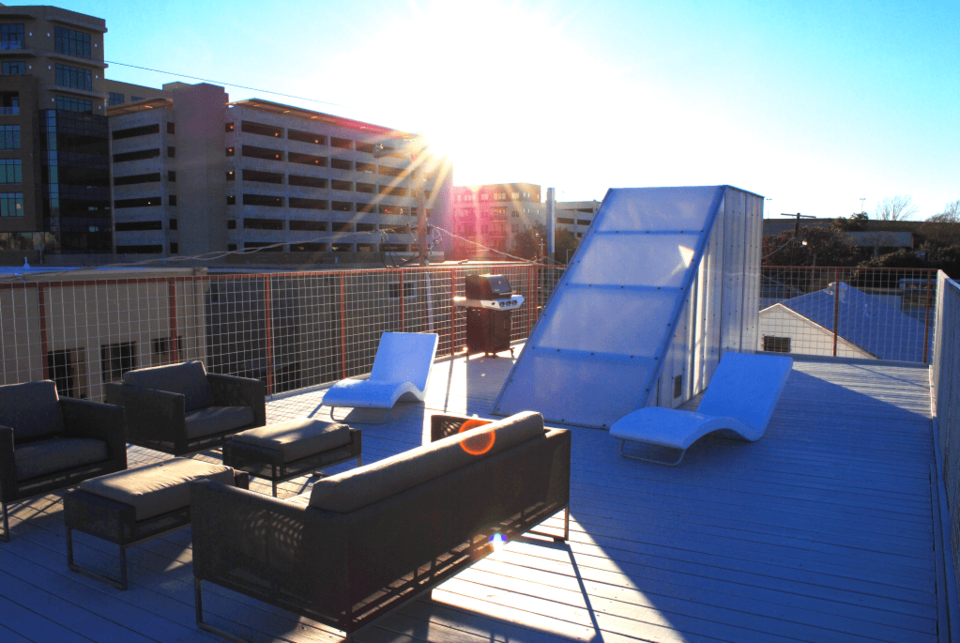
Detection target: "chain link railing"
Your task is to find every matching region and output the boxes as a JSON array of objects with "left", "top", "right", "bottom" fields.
[{"left": 0, "top": 263, "right": 564, "bottom": 401}]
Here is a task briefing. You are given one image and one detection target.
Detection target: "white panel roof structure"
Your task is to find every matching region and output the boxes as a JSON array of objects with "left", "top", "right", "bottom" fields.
[{"left": 493, "top": 186, "right": 727, "bottom": 429}]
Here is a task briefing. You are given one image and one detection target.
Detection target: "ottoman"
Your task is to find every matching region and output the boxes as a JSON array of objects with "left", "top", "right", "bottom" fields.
[
  {"left": 63, "top": 458, "right": 248, "bottom": 590},
  {"left": 222, "top": 418, "right": 362, "bottom": 497}
]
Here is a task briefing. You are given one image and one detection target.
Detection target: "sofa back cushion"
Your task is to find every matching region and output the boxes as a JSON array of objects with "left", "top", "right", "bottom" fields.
[
  {"left": 309, "top": 411, "right": 544, "bottom": 513},
  {"left": 123, "top": 361, "right": 215, "bottom": 411},
  {"left": 0, "top": 380, "right": 64, "bottom": 442}
]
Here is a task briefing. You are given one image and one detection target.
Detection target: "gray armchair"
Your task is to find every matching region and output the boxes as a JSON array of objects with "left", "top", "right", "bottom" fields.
[
  {"left": 0, "top": 380, "right": 127, "bottom": 542},
  {"left": 105, "top": 361, "right": 265, "bottom": 456}
]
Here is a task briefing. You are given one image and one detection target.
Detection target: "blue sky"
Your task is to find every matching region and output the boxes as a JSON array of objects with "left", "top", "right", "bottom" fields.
[{"left": 24, "top": 0, "right": 959, "bottom": 219}]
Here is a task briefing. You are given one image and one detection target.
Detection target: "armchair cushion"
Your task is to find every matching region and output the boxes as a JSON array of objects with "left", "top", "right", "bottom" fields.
[
  {"left": 123, "top": 361, "right": 215, "bottom": 412},
  {"left": 15, "top": 437, "right": 109, "bottom": 481},
  {"left": 185, "top": 406, "right": 255, "bottom": 439},
  {"left": 308, "top": 411, "right": 545, "bottom": 513},
  {"left": 0, "top": 381, "right": 64, "bottom": 442}
]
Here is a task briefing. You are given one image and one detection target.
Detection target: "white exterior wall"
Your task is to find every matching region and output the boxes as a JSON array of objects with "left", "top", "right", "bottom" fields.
[{"left": 758, "top": 304, "right": 874, "bottom": 359}]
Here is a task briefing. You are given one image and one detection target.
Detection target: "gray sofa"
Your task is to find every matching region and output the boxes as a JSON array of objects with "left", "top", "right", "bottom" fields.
[
  {"left": 106, "top": 361, "right": 265, "bottom": 455},
  {"left": 0, "top": 380, "right": 127, "bottom": 541},
  {"left": 191, "top": 411, "right": 570, "bottom": 641}
]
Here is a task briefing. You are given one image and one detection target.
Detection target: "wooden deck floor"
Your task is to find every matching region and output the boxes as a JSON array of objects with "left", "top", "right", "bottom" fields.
[{"left": 0, "top": 353, "right": 945, "bottom": 643}]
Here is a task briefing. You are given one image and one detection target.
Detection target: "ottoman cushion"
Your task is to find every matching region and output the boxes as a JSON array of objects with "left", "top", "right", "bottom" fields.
[
  {"left": 78, "top": 458, "right": 235, "bottom": 521},
  {"left": 231, "top": 419, "right": 350, "bottom": 462}
]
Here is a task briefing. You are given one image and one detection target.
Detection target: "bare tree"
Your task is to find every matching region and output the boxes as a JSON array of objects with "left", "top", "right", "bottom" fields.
[
  {"left": 873, "top": 195, "right": 918, "bottom": 221},
  {"left": 928, "top": 199, "right": 960, "bottom": 224}
]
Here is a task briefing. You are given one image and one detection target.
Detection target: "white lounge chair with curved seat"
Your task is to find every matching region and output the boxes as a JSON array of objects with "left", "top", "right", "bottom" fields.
[
  {"left": 322, "top": 332, "right": 439, "bottom": 424},
  {"left": 610, "top": 352, "right": 793, "bottom": 465}
]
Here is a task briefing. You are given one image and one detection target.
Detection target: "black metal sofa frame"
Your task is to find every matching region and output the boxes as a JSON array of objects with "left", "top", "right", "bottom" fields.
[{"left": 191, "top": 413, "right": 570, "bottom": 642}]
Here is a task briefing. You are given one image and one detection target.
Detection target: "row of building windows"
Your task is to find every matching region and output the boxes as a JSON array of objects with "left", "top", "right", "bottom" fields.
[
  {"left": 55, "top": 64, "right": 92, "bottom": 91},
  {"left": 455, "top": 191, "right": 536, "bottom": 203},
  {"left": 0, "top": 159, "right": 22, "bottom": 184},
  {"left": 2, "top": 61, "right": 24, "bottom": 74},
  {"left": 223, "top": 194, "right": 413, "bottom": 215},
  {"left": 0, "top": 125, "right": 20, "bottom": 150},
  {"left": 54, "top": 26, "right": 92, "bottom": 60},
  {"left": 56, "top": 96, "right": 93, "bottom": 112},
  {"left": 0, "top": 24, "right": 24, "bottom": 46},
  {"left": 0, "top": 192, "right": 23, "bottom": 217},
  {"left": 228, "top": 122, "right": 385, "bottom": 155}
]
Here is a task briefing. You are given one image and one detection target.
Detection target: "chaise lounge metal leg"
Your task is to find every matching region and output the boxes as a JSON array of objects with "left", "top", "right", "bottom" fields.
[
  {"left": 619, "top": 439, "right": 686, "bottom": 466},
  {"left": 66, "top": 527, "right": 129, "bottom": 590}
]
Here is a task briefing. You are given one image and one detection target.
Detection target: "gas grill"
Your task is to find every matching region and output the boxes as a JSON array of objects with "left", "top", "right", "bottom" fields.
[{"left": 454, "top": 274, "right": 525, "bottom": 357}]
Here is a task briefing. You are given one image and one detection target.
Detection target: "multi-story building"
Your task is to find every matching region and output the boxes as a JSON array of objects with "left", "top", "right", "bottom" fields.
[
  {"left": 555, "top": 199, "right": 600, "bottom": 239},
  {"left": 106, "top": 81, "right": 452, "bottom": 263},
  {"left": 0, "top": 5, "right": 111, "bottom": 262},
  {"left": 451, "top": 183, "right": 541, "bottom": 259},
  {"left": 450, "top": 184, "right": 599, "bottom": 259}
]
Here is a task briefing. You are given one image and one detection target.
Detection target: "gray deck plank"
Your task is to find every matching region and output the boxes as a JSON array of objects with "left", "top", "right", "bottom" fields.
[{"left": 0, "top": 354, "right": 947, "bottom": 642}]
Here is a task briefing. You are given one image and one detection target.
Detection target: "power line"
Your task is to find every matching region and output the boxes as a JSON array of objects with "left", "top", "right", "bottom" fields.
[{"left": 105, "top": 60, "right": 354, "bottom": 110}]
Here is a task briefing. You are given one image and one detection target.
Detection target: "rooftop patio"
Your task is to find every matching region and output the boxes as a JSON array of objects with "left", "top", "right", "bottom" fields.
[{"left": 0, "top": 345, "right": 946, "bottom": 643}]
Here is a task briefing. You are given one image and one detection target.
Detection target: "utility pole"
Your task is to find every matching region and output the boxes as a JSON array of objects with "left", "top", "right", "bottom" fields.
[{"left": 781, "top": 212, "right": 814, "bottom": 237}]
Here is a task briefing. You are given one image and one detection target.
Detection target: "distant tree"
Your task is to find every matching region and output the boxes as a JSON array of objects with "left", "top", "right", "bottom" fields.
[
  {"left": 510, "top": 224, "right": 546, "bottom": 260},
  {"left": 510, "top": 223, "right": 580, "bottom": 263},
  {"left": 858, "top": 248, "right": 927, "bottom": 270},
  {"left": 873, "top": 195, "right": 918, "bottom": 221},
  {"left": 832, "top": 212, "right": 869, "bottom": 231},
  {"left": 919, "top": 200, "right": 960, "bottom": 247},
  {"left": 555, "top": 228, "right": 579, "bottom": 264},
  {"left": 762, "top": 226, "right": 858, "bottom": 267}
]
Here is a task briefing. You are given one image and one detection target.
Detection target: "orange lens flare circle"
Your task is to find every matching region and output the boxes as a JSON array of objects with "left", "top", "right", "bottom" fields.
[{"left": 458, "top": 419, "right": 494, "bottom": 456}]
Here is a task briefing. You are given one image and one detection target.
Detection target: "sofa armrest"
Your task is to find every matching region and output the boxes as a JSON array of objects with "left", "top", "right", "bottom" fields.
[
  {"left": 0, "top": 426, "right": 17, "bottom": 501},
  {"left": 60, "top": 397, "right": 127, "bottom": 469},
  {"left": 120, "top": 385, "right": 187, "bottom": 445},
  {"left": 191, "top": 480, "right": 347, "bottom": 607},
  {"left": 207, "top": 374, "right": 266, "bottom": 427}
]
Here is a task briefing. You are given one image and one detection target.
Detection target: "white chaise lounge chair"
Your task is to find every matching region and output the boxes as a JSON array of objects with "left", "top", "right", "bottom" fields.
[
  {"left": 610, "top": 352, "right": 793, "bottom": 465},
  {"left": 322, "top": 332, "right": 439, "bottom": 424}
]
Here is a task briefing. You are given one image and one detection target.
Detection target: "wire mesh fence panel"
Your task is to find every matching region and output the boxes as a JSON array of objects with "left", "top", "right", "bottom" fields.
[
  {"left": 760, "top": 266, "right": 937, "bottom": 363},
  {"left": 0, "top": 263, "right": 565, "bottom": 401}
]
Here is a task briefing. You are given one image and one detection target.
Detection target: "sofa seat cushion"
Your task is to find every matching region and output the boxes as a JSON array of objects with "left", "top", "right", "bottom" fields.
[
  {"left": 309, "top": 411, "right": 544, "bottom": 513},
  {"left": 123, "top": 361, "right": 215, "bottom": 412},
  {"left": 78, "top": 458, "right": 236, "bottom": 521},
  {"left": 185, "top": 406, "right": 254, "bottom": 439},
  {"left": 230, "top": 419, "right": 350, "bottom": 462},
  {"left": 0, "top": 380, "right": 64, "bottom": 442},
  {"left": 15, "top": 437, "right": 109, "bottom": 482}
]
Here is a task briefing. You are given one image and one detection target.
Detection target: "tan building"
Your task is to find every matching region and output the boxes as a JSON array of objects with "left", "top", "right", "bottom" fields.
[
  {"left": 106, "top": 81, "right": 452, "bottom": 264},
  {"left": 0, "top": 5, "right": 111, "bottom": 262}
]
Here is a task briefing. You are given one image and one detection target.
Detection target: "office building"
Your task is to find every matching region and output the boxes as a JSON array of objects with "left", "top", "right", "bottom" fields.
[{"left": 0, "top": 5, "right": 111, "bottom": 261}]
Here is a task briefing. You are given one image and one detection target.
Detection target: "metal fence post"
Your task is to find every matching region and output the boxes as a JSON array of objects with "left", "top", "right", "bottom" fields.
[
  {"left": 38, "top": 283, "right": 48, "bottom": 380},
  {"left": 832, "top": 268, "right": 840, "bottom": 357},
  {"left": 263, "top": 276, "right": 274, "bottom": 395},
  {"left": 168, "top": 279, "right": 180, "bottom": 363},
  {"left": 338, "top": 271, "right": 347, "bottom": 380},
  {"left": 924, "top": 270, "right": 933, "bottom": 364}
]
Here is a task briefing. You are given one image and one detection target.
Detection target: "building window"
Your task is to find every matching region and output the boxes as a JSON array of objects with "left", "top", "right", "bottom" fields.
[
  {"left": 227, "top": 244, "right": 237, "bottom": 251},
  {"left": 151, "top": 336, "right": 183, "bottom": 366},
  {"left": 0, "top": 192, "right": 23, "bottom": 217},
  {"left": 130, "top": 95, "right": 144, "bottom": 102},
  {"left": 226, "top": 195, "right": 236, "bottom": 205},
  {"left": 0, "top": 24, "right": 24, "bottom": 49},
  {"left": 100, "top": 342, "right": 137, "bottom": 384},
  {"left": 2, "top": 61, "right": 25, "bottom": 75},
  {"left": 168, "top": 195, "right": 177, "bottom": 206},
  {"left": 46, "top": 348, "right": 87, "bottom": 399},
  {"left": 227, "top": 219, "right": 236, "bottom": 229},
  {"left": 226, "top": 170, "right": 235, "bottom": 181},
  {"left": 225, "top": 147, "right": 235, "bottom": 157},
  {"left": 167, "top": 146, "right": 175, "bottom": 158},
  {"left": 55, "top": 96, "right": 93, "bottom": 112},
  {"left": 0, "top": 159, "right": 21, "bottom": 184},
  {"left": 55, "top": 64, "right": 92, "bottom": 91},
  {"left": 169, "top": 242, "right": 178, "bottom": 254},
  {"left": 112, "top": 123, "right": 160, "bottom": 140},
  {"left": 108, "top": 92, "right": 124, "bottom": 106},
  {"left": 167, "top": 122, "right": 175, "bottom": 135},
  {"left": 167, "top": 170, "right": 176, "bottom": 182},
  {"left": 762, "top": 336, "right": 792, "bottom": 353},
  {"left": 169, "top": 219, "right": 177, "bottom": 230},
  {"left": 54, "top": 26, "right": 92, "bottom": 60},
  {"left": 0, "top": 125, "right": 19, "bottom": 149}
]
